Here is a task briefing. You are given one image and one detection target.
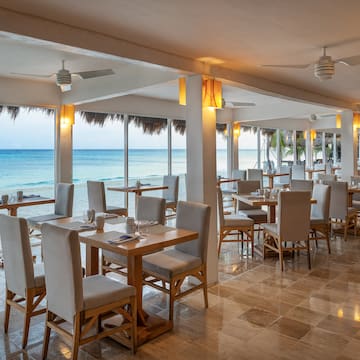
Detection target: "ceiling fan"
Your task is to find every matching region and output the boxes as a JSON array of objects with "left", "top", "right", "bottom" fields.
[
  {"left": 261, "top": 47, "right": 360, "bottom": 81},
  {"left": 12, "top": 60, "right": 114, "bottom": 92}
]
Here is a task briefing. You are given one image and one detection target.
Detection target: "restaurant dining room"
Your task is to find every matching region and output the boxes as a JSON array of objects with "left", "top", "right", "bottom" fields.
[{"left": 2, "top": 1, "right": 360, "bottom": 359}]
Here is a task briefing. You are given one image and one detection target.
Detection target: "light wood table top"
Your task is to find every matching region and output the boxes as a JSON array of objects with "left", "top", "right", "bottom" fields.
[
  {"left": 263, "top": 172, "right": 290, "bottom": 188},
  {"left": 108, "top": 184, "right": 168, "bottom": 196},
  {"left": 46, "top": 217, "right": 198, "bottom": 345},
  {"left": 0, "top": 196, "right": 55, "bottom": 216},
  {"left": 305, "top": 168, "right": 325, "bottom": 180}
]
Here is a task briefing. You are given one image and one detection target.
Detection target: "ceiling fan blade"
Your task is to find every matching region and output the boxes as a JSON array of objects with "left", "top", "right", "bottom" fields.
[
  {"left": 73, "top": 69, "right": 114, "bottom": 79},
  {"left": 260, "top": 64, "right": 310, "bottom": 69},
  {"left": 11, "top": 72, "right": 53, "bottom": 78},
  {"left": 231, "top": 102, "right": 256, "bottom": 107},
  {"left": 336, "top": 55, "right": 360, "bottom": 66}
]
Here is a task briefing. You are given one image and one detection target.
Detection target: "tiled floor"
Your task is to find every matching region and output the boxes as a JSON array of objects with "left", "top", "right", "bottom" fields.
[{"left": 2, "top": 233, "right": 360, "bottom": 359}]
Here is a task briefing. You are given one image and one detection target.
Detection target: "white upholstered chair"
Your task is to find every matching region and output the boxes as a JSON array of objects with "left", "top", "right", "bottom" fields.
[
  {"left": 217, "top": 187, "right": 254, "bottom": 256},
  {"left": 310, "top": 183, "right": 331, "bottom": 253},
  {"left": 350, "top": 176, "right": 360, "bottom": 211},
  {"left": 27, "top": 182, "right": 74, "bottom": 229},
  {"left": 290, "top": 179, "right": 313, "bottom": 192},
  {"left": 142, "top": 201, "right": 211, "bottom": 321},
  {"left": 291, "top": 164, "right": 305, "bottom": 180},
  {"left": 41, "top": 224, "right": 137, "bottom": 359},
  {"left": 102, "top": 196, "right": 166, "bottom": 276},
  {"left": 162, "top": 175, "right": 179, "bottom": 215},
  {"left": 87, "top": 180, "right": 127, "bottom": 216},
  {"left": 236, "top": 180, "right": 267, "bottom": 231},
  {"left": 247, "top": 169, "right": 263, "bottom": 188},
  {"left": 318, "top": 174, "right": 337, "bottom": 182},
  {"left": 326, "top": 181, "right": 357, "bottom": 241},
  {"left": 274, "top": 165, "right": 291, "bottom": 187},
  {"left": 0, "top": 214, "right": 46, "bottom": 348},
  {"left": 263, "top": 191, "right": 311, "bottom": 271}
]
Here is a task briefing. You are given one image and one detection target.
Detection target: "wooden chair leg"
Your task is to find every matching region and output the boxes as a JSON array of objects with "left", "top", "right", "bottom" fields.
[
  {"left": 4, "top": 289, "right": 13, "bottom": 333},
  {"left": 306, "top": 239, "right": 311, "bottom": 270},
  {"left": 42, "top": 311, "right": 52, "bottom": 360},
  {"left": 169, "top": 281, "right": 175, "bottom": 322},
  {"left": 71, "top": 314, "right": 81, "bottom": 360},
  {"left": 22, "top": 289, "right": 34, "bottom": 348},
  {"left": 203, "top": 270, "right": 209, "bottom": 309},
  {"left": 130, "top": 296, "right": 137, "bottom": 355},
  {"left": 279, "top": 242, "right": 284, "bottom": 272}
]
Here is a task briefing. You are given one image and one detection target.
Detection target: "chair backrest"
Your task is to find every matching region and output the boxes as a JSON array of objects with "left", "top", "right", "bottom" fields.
[
  {"left": 278, "top": 191, "right": 311, "bottom": 243},
  {"left": 232, "top": 169, "right": 246, "bottom": 181},
  {"left": 276, "top": 165, "right": 291, "bottom": 185},
  {"left": 327, "top": 181, "right": 348, "bottom": 220},
  {"left": 291, "top": 164, "right": 305, "bottom": 180},
  {"left": 351, "top": 176, "right": 360, "bottom": 201},
  {"left": 236, "top": 180, "right": 261, "bottom": 210},
  {"left": 42, "top": 224, "right": 83, "bottom": 323},
  {"left": 247, "top": 169, "right": 263, "bottom": 188},
  {"left": 87, "top": 180, "right": 106, "bottom": 212},
  {"left": 311, "top": 183, "right": 331, "bottom": 221},
  {"left": 318, "top": 174, "right": 337, "bottom": 182},
  {"left": 175, "top": 200, "right": 211, "bottom": 262},
  {"left": 290, "top": 179, "right": 313, "bottom": 192},
  {"left": 162, "top": 175, "right": 179, "bottom": 203},
  {"left": 136, "top": 196, "right": 166, "bottom": 225},
  {"left": 55, "top": 182, "right": 74, "bottom": 217},
  {"left": 0, "top": 215, "right": 35, "bottom": 296}
]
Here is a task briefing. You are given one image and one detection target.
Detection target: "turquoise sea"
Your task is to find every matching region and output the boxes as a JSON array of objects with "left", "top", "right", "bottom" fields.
[{"left": 0, "top": 149, "right": 258, "bottom": 217}]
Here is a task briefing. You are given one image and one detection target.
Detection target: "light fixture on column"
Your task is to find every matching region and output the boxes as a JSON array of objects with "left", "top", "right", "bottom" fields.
[
  {"left": 233, "top": 122, "right": 241, "bottom": 137},
  {"left": 336, "top": 114, "right": 342, "bottom": 128},
  {"left": 303, "top": 130, "right": 307, "bottom": 140},
  {"left": 310, "top": 129, "right": 317, "bottom": 141},
  {"left": 60, "top": 104, "right": 75, "bottom": 128},
  {"left": 354, "top": 113, "right": 360, "bottom": 129},
  {"left": 202, "top": 78, "right": 222, "bottom": 109},
  {"left": 178, "top": 77, "right": 186, "bottom": 106}
]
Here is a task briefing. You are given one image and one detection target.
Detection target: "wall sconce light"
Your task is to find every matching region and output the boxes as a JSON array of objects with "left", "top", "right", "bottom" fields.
[
  {"left": 310, "top": 129, "right": 317, "bottom": 141},
  {"left": 202, "top": 78, "right": 222, "bottom": 109},
  {"left": 233, "top": 122, "right": 241, "bottom": 137},
  {"left": 303, "top": 130, "right": 307, "bottom": 140},
  {"left": 336, "top": 114, "right": 342, "bottom": 129},
  {"left": 178, "top": 77, "right": 186, "bottom": 106},
  {"left": 60, "top": 104, "right": 75, "bottom": 128},
  {"left": 223, "top": 127, "right": 228, "bottom": 137},
  {"left": 353, "top": 113, "right": 360, "bottom": 129}
]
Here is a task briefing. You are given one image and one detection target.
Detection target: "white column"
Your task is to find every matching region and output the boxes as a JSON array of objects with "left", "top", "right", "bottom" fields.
[
  {"left": 186, "top": 75, "right": 218, "bottom": 285},
  {"left": 257, "top": 127, "right": 261, "bottom": 169},
  {"left": 276, "top": 129, "right": 281, "bottom": 168},
  {"left": 292, "top": 130, "right": 297, "bottom": 164},
  {"left": 124, "top": 114, "right": 129, "bottom": 208},
  {"left": 322, "top": 132, "right": 326, "bottom": 163},
  {"left": 341, "top": 110, "right": 357, "bottom": 181},
  {"left": 226, "top": 123, "right": 234, "bottom": 178},
  {"left": 305, "top": 130, "right": 312, "bottom": 169},
  {"left": 168, "top": 119, "right": 172, "bottom": 175},
  {"left": 333, "top": 133, "right": 337, "bottom": 164},
  {"left": 233, "top": 125, "right": 239, "bottom": 171},
  {"left": 55, "top": 106, "right": 73, "bottom": 184}
]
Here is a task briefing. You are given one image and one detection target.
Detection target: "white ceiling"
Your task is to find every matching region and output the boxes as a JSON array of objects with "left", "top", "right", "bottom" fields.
[{"left": 0, "top": 0, "right": 358, "bottom": 119}]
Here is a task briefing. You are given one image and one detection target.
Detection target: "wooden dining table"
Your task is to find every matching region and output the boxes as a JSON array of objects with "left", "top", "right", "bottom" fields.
[
  {"left": 0, "top": 196, "right": 55, "bottom": 216},
  {"left": 263, "top": 172, "right": 290, "bottom": 188},
  {"left": 305, "top": 168, "right": 326, "bottom": 180},
  {"left": 348, "top": 187, "right": 360, "bottom": 207},
  {"left": 46, "top": 217, "right": 198, "bottom": 345},
  {"left": 233, "top": 193, "right": 316, "bottom": 223}
]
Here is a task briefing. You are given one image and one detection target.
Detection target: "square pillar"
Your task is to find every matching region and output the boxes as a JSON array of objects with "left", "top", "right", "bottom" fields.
[
  {"left": 185, "top": 75, "right": 218, "bottom": 285},
  {"left": 341, "top": 110, "right": 357, "bottom": 180}
]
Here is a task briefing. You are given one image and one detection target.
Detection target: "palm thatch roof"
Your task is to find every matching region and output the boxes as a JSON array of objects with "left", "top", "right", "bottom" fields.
[{"left": 0, "top": 105, "right": 54, "bottom": 120}]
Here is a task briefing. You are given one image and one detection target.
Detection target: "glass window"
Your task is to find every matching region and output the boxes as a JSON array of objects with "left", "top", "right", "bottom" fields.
[{"left": 238, "top": 127, "right": 258, "bottom": 170}]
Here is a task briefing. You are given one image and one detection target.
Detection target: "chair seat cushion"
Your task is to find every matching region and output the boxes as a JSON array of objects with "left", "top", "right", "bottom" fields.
[
  {"left": 102, "top": 250, "right": 127, "bottom": 266},
  {"left": 143, "top": 249, "right": 202, "bottom": 280},
  {"left": 33, "top": 263, "right": 46, "bottom": 288},
  {"left": 28, "top": 214, "right": 66, "bottom": 228},
  {"left": 238, "top": 209, "right": 267, "bottom": 223},
  {"left": 83, "top": 275, "right": 135, "bottom": 310},
  {"left": 348, "top": 207, "right": 358, "bottom": 217},
  {"left": 310, "top": 216, "right": 327, "bottom": 225},
  {"left": 224, "top": 214, "right": 254, "bottom": 227},
  {"left": 263, "top": 223, "right": 278, "bottom": 236},
  {"left": 106, "top": 206, "right": 127, "bottom": 216}
]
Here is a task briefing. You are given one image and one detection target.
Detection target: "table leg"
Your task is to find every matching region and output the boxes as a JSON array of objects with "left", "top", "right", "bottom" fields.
[
  {"left": 269, "top": 177, "right": 274, "bottom": 189},
  {"left": 86, "top": 245, "right": 99, "bottom": 276},
  {"left": 348, "top": 192, "right": 353, "bottom": 207}
]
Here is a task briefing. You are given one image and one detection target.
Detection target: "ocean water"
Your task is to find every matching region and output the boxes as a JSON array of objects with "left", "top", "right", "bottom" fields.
[{"left": 0, "top": 148, "right": 258, "bottom": 217}]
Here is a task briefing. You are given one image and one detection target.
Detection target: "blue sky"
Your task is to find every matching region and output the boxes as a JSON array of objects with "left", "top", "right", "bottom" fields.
[{"left": 0, "top": 109, "right": 256, "bottom": 149}]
